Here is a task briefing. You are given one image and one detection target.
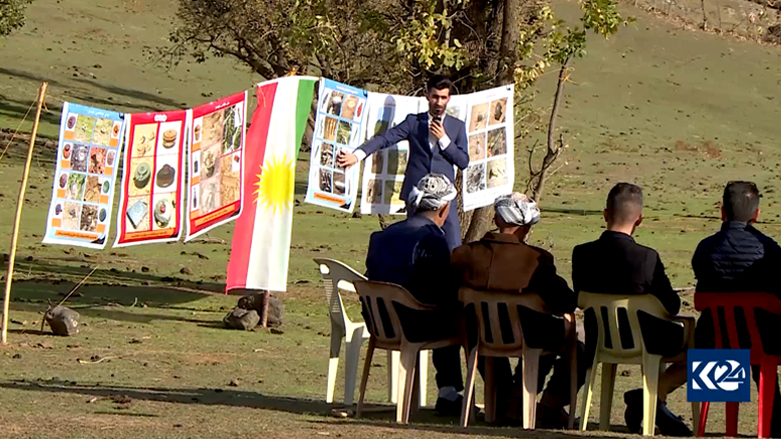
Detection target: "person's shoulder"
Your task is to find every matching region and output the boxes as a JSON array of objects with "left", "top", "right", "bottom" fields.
[
  {"left": 528, "top": 244, "right": 554, "bottom": 262},
  {"left": 573, "top": 238, "right": 599, "bottom": 254},
  {"left": 632, "top": 240, "right": 661, "bottom": 259}
]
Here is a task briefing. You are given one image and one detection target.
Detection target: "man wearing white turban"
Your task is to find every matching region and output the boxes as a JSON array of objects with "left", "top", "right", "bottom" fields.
[
  {"left": 451, "top": 192, "right": 586, "bottom": 427},
  {"left": 364, "top": 173, "right": 465, "bottom": 416}
]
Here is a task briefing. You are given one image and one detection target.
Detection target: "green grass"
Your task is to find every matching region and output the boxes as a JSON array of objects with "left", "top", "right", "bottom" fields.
[{"left": 1, "top": 0, "right": 781, "bottom": 437}]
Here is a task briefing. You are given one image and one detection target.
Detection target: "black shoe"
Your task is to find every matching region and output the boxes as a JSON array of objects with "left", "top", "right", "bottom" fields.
[
  {"left": 624, "top": 389, "right": 643, "bottom": 434},
  {"left": 623, "top": 389, "right": 692, "bottom": 437},
  {"left": 435, "top": 395, "right": 463, "bottom": 417}
]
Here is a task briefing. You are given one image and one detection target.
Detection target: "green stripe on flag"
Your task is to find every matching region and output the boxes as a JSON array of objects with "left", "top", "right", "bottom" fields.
[{"left": 294, "top": 79, "right": 317, "bottom": 162}]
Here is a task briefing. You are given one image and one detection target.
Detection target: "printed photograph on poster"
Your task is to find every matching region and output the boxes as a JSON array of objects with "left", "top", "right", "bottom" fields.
[
  {"left": 43, "top": 102, "right": 126, "bottom": 249},
  {"left": 305, "top": 79, "right": 367, "bottom": 213},
  {"left": 359, "top": 93, "right": 423, "bottom": 215},
  {"left": 186, "top": 91, "right": 247, "bottom": 241},
  {"left": 461, "top": 85, "right": 515, "bottom": 212},
  {"left": 113, "top": 110, "right": 188, "bottom": 247}
]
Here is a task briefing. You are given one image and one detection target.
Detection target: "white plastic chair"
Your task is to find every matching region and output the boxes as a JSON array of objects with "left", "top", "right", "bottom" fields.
[
  {"left": 314, "top": 258, "right": 428, "bottom": 407},
  {"left": 577, "top": 292, "right": 697, "bottom": 436}
]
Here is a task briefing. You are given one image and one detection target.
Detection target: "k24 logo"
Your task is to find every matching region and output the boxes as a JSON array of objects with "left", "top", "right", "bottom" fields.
[{"left": 687, "top": 349, "right": 751, "bottom": 402}]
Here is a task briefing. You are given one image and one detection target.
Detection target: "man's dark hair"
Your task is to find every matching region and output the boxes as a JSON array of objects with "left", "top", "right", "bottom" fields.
[
  {"left": 723, "top": 181, "right": 760, "bottom": 222},
  {"left": 605, "top": 183, "right": 643, "bottom": 224},
  {"left": 426, "top": 75, "right": 452, "bottom": 94}
]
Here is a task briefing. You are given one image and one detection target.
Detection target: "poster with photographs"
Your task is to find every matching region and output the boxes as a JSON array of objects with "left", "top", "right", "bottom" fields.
[
  {"left": 113, "top": 110, "right": 188, "bottom": 247},
  {"left": 305, "top": 79, "right": 367, "bottom": 213},
  {"left": 43, "top": 103, "right": 126, "bottom": 249},
  {"left": 360, "top": 93, "right": 424, "bottom": 215},
  {"left": 462, "top": 85, "right": 515, "bottom": 211},
  {"left": 185, "top": 92, "right": 247, "bottom": 241}
]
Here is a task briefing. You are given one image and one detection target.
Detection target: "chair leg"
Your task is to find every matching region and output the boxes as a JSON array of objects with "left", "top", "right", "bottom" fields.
[
  {"left": 343, "top": 326, "right": 365, "bottom": 407},
  {"left": 485, "top": 356, "right": 496, "bottom": 423},
  {"left": 569, "top": 341, "right": 578, "bottom": 429},
  {"left": 418, "top": 350, "right": 428, "bottom": 408},
  {"left": 356, "top": 338, "right": 376, "bottom": 418},
  {"left": 522, "top": 349, "right": 542, "bottom": 430},
  {"left": 397, "top": 344, "right": 421, "bottom": 424},
  {"left": 461, "top": 347, "right": 479, "bottom": 428},
  {"left": 642, "top": 354, "right": 662, "bottom": 436},
  {"left": 326, "top": 328, "right": 344, "bottom": 404},
  {"left": 580, "top": 361, "right": 600, "bottom": 431},
  {"left": 600, "top": 363, "right": 618, "bottom": 431},
  {"left": 388, "top": 351, "right": 400, "bottom": 403},
  {"left": 725, "top": 402, "right": 739, "bottom": 437},
  {"left": 697, "top": 401, "right": 709, "bottom": 437},
  {"left": 758, "top": 361, "right": 776, "bottom": 439},
  {"left": 691, "top": 401, "right": 700, "bottom": 437}
]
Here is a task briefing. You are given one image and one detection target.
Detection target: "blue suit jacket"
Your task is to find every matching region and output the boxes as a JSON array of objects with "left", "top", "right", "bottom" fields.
[{"left": 358, "top": 112, "right": 469, "bottom": 200}]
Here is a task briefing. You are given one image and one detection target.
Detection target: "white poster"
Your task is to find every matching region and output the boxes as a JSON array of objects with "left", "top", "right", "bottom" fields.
[
  {"left": 359, "top": 93, "right": 424, "bottom": 215},
  {"left": 462, "top": 85, "right": 515, "bottom": 211}
]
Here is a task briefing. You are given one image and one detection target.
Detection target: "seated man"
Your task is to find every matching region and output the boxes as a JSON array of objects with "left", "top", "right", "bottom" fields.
[
  {"left": 692, "top": 181, "right": 781, "bottom": 437},
  {"left": 572, "top": 183, "right": 691, "bottom": 436},
  {"left": 451, "top": 193, "right": 587, "bottom": 427},
  {"left": 364, "top": 173, "right": 464, "bottom": 415}
]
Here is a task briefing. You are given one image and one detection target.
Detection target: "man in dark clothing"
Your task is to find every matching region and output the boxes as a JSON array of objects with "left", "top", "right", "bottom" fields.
[
  {"left": 692, "top": 181, "right": 781, "bottom": 437},
  {"left": 572, "top": 183, "right": 691, "bottom": 436},
  {"left": 364, "top": 173, "right": 464, "bottom": 416},
  {"left": 338, "top": 75, "right": 470, "bottom": 250},
  {"left": 452, "top": 193, "right": 587, "bottom": 427}
]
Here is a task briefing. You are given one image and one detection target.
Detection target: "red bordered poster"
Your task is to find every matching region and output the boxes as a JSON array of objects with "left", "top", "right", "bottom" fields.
[
  {"left": 113, "top": 110, "right": 188, "bottom": 247},
  {"left": 185, "top": 91, "right": 247, "bottom": 240}
]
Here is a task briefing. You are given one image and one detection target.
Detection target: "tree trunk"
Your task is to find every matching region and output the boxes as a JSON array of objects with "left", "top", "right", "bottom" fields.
[
  {"left": 531, "top": 58, "right": 569, "bottom": 202},
  {"left": 458, "top": 0, "right": 521, "bottom": 243}
]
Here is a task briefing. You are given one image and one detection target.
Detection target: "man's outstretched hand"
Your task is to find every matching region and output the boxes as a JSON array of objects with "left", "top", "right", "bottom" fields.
[{"left": 336, "top": 150, "right": 358, "bottom": 168}]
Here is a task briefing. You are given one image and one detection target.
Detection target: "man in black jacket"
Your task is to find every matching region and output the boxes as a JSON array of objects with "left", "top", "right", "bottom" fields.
[
  {"left": 692, "top": 181, "right": 781, "bottom": 437},
  {"left": 364, "top": 173, "right": 465, "bottom": 416},
  {"left": 572, "top": 183, "right": 691, "bottom": 436}
]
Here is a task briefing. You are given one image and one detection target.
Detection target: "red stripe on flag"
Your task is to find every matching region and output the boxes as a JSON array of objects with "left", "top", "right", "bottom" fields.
[{"left": 226, "top": 81, "right": 278, "bottom": 291}]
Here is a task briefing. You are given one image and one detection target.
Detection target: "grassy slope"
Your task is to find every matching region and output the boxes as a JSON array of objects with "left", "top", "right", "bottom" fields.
[{"left": 0, "top": 0, "right": 780, "bottom": 437}]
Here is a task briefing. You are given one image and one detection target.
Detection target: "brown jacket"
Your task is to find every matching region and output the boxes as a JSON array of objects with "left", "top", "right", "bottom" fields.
[{"left": 451, "top": 232, "right": 576, "bottom": 315}]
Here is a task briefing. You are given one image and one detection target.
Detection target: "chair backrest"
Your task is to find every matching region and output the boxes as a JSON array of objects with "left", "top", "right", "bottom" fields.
[
  {"left": 353, "top": 280, "right": 434, "bottom": 347},
  {"left": 460, "top": 287, "right": 549, "bottom": 356},
  {"left": 313, "top": 258, "right": 366, "bottom": 327},
  {"left": 578, "top": 292, "right": 672, "bottom": 363},
  {"left": 695, "top": 292, "right": 781, "bottom": 359}
]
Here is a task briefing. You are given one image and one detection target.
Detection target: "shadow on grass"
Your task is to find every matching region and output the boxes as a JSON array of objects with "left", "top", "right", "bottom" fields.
[{"left": 0, "top": 381, "right": 333, "bottom": 416}]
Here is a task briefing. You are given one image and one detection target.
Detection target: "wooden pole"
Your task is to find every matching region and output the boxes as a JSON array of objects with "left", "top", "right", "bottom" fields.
[
  {"left": 1, "top": 82, "right": 48, "bottom": 345},
  {"left": 259, "top": 291, "right": 271, "bottom": 327}
]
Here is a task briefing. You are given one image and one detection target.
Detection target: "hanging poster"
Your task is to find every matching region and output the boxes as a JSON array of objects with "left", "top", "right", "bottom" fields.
[
  {"left": 185, "top": 91, "right": 247, "bottom": 241},
  {"left": 462, "top": 85, "right": 515, "bottom": 212},
  {"left": 359, "top": 93, "right": 423, "bottom": 215},
  {"left": 113, "top": 110, "right": 188, "bottom": 247},
  {"left": 43, "top": 103, "right": 126, "bottom": 249},
  {"left": 305, "top": 79, "right": 367, "bottom": 213}
]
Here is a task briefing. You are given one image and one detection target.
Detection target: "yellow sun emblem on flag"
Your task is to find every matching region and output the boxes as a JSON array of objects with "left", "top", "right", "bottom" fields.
[{"left": 254, "top": 155, "right": 295, "bottom": 214}]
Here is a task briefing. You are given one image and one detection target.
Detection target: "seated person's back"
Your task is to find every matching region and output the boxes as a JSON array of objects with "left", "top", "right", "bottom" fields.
[{"left": 693, "top": 181, "right": 781, "bottom": 296}]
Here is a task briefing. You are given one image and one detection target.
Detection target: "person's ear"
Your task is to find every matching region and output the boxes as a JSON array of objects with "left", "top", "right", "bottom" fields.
[
  {"left": 721, "top": 205, "right": 727, "bottom": 222},
  {"left": 635, "top": 214, "right": 643, "bottom": 228},
  {"left": 752, "top": 208, "right": 760, "bottom": 224},
  {"left": 603, "top": 209, "right": 609, "bottom": 224}
]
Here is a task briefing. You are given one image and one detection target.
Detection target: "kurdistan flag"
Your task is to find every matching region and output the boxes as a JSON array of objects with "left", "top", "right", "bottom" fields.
[{"left": 227, "top": 76, "right": 317, "bottom": 292}]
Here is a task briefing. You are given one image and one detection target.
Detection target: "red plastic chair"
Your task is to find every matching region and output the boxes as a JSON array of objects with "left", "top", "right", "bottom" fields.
[{"left": 694, "top": 292, "right": 781, "bottom": 438}]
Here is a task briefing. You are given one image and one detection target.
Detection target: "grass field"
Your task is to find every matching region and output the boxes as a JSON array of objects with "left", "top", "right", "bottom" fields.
[{"left": 1, "top": 0, "right": 781, "bottom": 437}]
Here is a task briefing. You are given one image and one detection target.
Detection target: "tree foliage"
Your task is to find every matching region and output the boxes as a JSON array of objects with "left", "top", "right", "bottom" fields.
[{"left": 0, "top": 0, "right": 33, "bottom": 37}]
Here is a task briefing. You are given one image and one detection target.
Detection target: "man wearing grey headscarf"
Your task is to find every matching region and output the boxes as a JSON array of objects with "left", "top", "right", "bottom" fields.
[
  {"left": 364, "top": 173, "right": 465, "bottom": 416},
  {"left": 451, "top": 192, "right": 587, "bottom": 427}
]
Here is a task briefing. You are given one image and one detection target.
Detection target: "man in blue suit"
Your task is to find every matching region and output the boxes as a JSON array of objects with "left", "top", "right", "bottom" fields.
[{"left": 337, "top": 75, "right": 470, "bottom": 250}]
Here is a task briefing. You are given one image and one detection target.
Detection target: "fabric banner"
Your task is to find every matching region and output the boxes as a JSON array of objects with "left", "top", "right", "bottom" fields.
[
  {"left": 113, "top": 110, "right": 188, "bottom": 247},
  {"left": 185, "top": 91, "right": 248, "bottom": 240},
  {"left": 227, "top": 77, "right": 318, "bottom": 292},
  {"left": 304, "top": 79, "right": 367, "bottom": 213},
  {"left": 43, "top": 103, "right": 126, "bottom": 249},
  {"left": 359, "top": 93, "right": 423, "bottom": 215},
  {"left": 462, "top": 85, "right": 515, "bottom": 211}
]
